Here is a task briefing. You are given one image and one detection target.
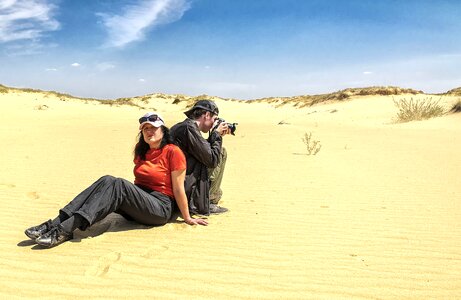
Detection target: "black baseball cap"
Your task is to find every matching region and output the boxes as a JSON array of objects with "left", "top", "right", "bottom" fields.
[{"left": 184, "top": 100, "right": 219, "bottom": 118}]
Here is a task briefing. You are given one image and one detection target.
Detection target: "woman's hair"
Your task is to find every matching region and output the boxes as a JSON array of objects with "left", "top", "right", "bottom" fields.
[{"left": 134, "top": 125, "right": 173, "bottom": 161}]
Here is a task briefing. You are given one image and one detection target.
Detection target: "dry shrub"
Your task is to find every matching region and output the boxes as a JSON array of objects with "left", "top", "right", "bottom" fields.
[
  {"left": 100, "top": 97, "right": 140, "bottom": 107},
  {"left": 34, "top": 104, "right": 49, "bottom": 110},
  {"left": 140, "top": 96, "right": 150, "bottom": 103},
  {"left": 393, "top": 97, "right": 445, "bottom": 123},
  {"left": 302, "top": 132, "right": 321, "bottom": 155},
  {"left": 450, "top": 99, "right": 461, "bottom": 113}
]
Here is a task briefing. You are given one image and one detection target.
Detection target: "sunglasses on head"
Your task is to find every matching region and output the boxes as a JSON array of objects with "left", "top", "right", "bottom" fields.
[{"left": 139, "top": 114, "right": 163, "bottom": 124}]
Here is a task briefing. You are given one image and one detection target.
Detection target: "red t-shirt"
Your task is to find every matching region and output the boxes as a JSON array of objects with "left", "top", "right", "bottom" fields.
[{"left": 133, "top": 144, "right": 186, "bottom": 198}]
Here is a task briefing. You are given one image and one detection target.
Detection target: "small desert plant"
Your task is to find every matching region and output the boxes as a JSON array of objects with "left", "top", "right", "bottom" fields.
[
  {"left": 140, "top": 96, "right": 150, "bottom": 103},
  {"left": 34, "top": 104, "right": 49, "bottom": 110},
  {"left": 302, "top": 132, "right": 321, "bottom": 155},
  {"left": 450, "top": 99, "right": 461, "bottom": 113},
  {"left": 393, "top": 97, "right": 445, "bottom": 123}
]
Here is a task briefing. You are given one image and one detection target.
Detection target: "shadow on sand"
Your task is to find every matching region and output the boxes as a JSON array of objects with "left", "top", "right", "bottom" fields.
[{"left": 18, "top": 212, "right": 183, "bottom": 250}]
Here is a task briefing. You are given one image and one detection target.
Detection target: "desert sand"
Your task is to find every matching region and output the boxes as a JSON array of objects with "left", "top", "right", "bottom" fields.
[{"left": 0, "top": 87, "right": 460, "bottom": 299}]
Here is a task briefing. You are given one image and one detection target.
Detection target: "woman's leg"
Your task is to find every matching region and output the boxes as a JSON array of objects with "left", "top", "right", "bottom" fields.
[
  {"left": 35, "top": 175, "right": 173, "bottom": 247},
  {"left": 25, "top": 175, "right": 112, "bottom": 240},
  {"left": 62, "top": 175, "right": 172, "bottom": 228},
  {"left": 58, "top": 175, "right": 118, "bottom": 226},
  {"left": 115, "top": 189, "right": 173, "bottom": 226}
]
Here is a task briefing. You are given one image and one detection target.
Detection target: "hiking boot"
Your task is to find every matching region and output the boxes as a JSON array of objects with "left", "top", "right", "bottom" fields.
[
  {"left": 24, "top": 219, "right": 52, "bottom": 240},
  {"left": 35, "top": 224, "right": 73, "bottom": 248},
  {"left": 209, "top": 204, "right": 228, "bottom": 215}
]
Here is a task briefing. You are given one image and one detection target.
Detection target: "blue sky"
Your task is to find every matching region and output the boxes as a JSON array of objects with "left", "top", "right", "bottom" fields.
[{"left": 1, "top": 0, "right": 460, "bottom": 100}]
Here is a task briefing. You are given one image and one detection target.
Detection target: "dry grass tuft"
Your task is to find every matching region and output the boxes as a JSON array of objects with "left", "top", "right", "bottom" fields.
[
  {"left": 393, "top": 97, "right": 445, "bottom": 123},
  {"left": 450, "top": 99, "right": 461, "bottom": 113}
]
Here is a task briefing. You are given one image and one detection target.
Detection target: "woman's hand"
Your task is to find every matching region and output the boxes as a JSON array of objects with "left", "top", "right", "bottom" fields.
[
  {"left": 185, "top": 217, "right": 208, "bottom": 226},
  {"left": 171, "top": 169, "right": 209, "bottom": 227}
]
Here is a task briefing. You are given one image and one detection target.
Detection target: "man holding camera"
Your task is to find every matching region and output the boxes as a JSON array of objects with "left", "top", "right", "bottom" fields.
[{"left": 170, "top": 100, "right": 230, "bottom": 215}]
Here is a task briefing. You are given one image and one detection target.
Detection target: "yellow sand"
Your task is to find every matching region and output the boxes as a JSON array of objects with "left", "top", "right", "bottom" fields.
[{"left": 0, "top": 89, "right": 460, "bottom": 299}]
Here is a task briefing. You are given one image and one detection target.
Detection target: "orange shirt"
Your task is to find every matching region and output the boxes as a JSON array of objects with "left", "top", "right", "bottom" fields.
[{"left": 133, "top": 144, "right": 186, "bottom": 198}]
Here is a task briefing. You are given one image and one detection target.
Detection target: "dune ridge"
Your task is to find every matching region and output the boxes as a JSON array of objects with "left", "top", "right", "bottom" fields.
[
  {"left": 1, "top": 85, "right": 460, "bottom": 299},
  {"left": 1, "top": 83, "right": 458, "bottom": 105}
]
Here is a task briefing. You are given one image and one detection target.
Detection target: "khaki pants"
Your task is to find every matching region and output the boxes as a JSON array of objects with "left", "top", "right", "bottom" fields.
[{"left": 208, "top": 147, "right": 227, "bottom": 204}]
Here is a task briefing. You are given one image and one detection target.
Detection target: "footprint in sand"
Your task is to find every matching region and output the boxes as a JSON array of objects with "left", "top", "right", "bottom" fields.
[
  {"left": 0, "top": 183, "right": 16, "bottom": 189},
  {"left": 171, "top": 223, "right": 188, "bottom": 230},
  {"left": 27, "top": 191, "right": 40, "bottom": 199},
  {"left": 350, "top": 254, "right": 369, "bottom": 267},
  {"left": 85, "top": 251, "right": 121, "bottom": 277},
  {"left": 141, "top": 245, "right": 169, "bottom": 258}
]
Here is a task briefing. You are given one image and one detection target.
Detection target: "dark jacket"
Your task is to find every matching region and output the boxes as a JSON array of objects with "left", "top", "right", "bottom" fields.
[{"left": 170, "top": 118, "right": 222, "bottom": 215}]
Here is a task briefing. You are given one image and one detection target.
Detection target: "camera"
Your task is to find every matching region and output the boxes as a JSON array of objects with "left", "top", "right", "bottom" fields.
[{"left": 215, "top": 118, "right": 238, "bottom": 135}]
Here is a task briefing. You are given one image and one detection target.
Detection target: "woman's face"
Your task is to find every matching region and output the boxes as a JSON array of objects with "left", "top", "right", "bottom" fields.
[{"left": 142, "top": 124, "right": 164, "bottom": 148}]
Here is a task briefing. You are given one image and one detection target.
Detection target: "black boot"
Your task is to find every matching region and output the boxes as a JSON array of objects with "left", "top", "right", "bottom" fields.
[
  {"left": 35, "top": 224, "right": 73, "bottom": 248},
  {"left": 24, "top": 219, "right": 52, "bottom": 240}
]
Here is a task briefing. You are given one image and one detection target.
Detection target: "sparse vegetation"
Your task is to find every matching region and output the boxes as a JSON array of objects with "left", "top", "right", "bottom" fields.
[
  {"left": 444, "top": 87, "right": 461, "bottom": 96},
  {"left": 140, "top": 96, "right": 150, "bottom": 103},
  {"left": 34, "top": 104, "right": 49, "bottom": 110},
  {"left": 99, "top": 97, "right": 145, "bottom": 108},
  {"left": 450, "top": 99, "right": 461, "bottom": 113},
  {"left": 0, "top": 84, "right": 9, "bottom": 93},
  {"left": 250, "top": 86, "right": 423, "bottom": 108},
  {"left": 302, "top": 132, "right": 321, "bottom": 155},
  {"left": 393, "top": 97, "right": 445, "bottom": 123}
]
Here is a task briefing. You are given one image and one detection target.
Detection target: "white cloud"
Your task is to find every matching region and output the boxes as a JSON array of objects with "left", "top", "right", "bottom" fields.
[
  {"left": 139, "top": 78, "right": 146, "bottom": 82},
  {"left": 97, "top": 0, "right": 191, "bottom": 48},
  {"left": 71, "top": 63, "right": 80, "bottom": 67},
  {"left": 196, "top": 81, "right": 257, "bottom": 98},
  {"left": 0, "top": 0, "right": 59, "bottom": 43},
  {"left": 96, "top": 62, "right": 115, "bottom": 71},
  {"left": 363, "top": 71, "right": 373, "bottom": 75},
  {"left": 3, "top": 39, "right": 54, "bottom": 55},
  {"left": 45, "top": 68, "right": 57, "bottom": 71}
]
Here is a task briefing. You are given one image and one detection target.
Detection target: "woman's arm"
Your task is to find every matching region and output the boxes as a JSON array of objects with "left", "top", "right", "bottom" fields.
[{"left": 171, "top": 169, "right": 208, "bottom": 226}]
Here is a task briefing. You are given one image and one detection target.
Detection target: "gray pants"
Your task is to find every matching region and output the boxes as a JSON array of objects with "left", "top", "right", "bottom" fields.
[
  {"left": 60, "top": 175, "right": 173, "bottom": 229},
  {"left": 208, "top": 147, "right": 227, "bottom": 204}
]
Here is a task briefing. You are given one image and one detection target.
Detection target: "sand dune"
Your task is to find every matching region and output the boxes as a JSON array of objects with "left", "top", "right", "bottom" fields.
[{"left": 1, "top": 87, "right": 460, "bottom": 299}]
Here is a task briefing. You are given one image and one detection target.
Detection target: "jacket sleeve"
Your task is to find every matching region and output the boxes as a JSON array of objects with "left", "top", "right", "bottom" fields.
[{"left": 185, "top": 126, "right": 222, "bottom": 168}]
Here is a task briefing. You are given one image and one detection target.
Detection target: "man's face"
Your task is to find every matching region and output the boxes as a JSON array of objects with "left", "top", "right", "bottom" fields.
[{"left": 201, "top": 111, "right": 218, "bottom": 133}]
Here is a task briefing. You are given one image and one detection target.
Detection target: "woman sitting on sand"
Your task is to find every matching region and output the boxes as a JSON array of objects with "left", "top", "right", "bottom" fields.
[{"left": 25, "top": 112, "right": 208, "bottom": 248}]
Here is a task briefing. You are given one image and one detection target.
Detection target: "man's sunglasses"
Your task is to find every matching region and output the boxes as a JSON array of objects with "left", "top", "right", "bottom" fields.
[{"left": 139, "top": 115, "right": 163, "bottom": 124}]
